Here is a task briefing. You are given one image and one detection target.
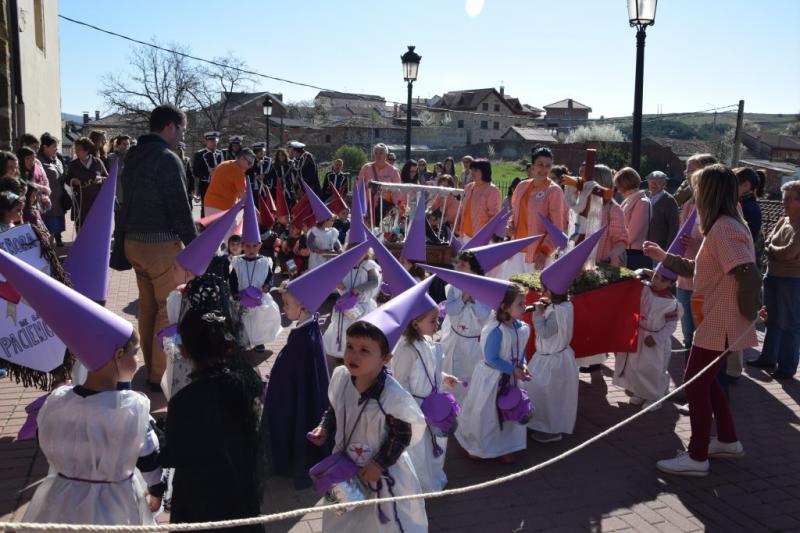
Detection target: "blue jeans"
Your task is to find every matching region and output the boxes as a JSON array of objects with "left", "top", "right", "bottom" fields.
[
  {"left": 676, "top": 288, "right": 695, "bottom": 350},
  {"left": 759, "top": 275, "right": 800, "bottom": 376}
]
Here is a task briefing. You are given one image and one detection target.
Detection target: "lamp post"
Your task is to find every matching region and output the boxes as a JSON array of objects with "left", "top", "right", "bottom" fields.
[
  {"left": 628, "top": 0, "right": 657, "bottom": 172},
  {"left": 401, "top": 45, "right": 421, "bottom": 163},
  {"left": 262, "top": 96, "right": 273, "bottom": 156}
]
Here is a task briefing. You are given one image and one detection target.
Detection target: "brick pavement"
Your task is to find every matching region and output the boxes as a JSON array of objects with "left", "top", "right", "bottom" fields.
[{"left": 2, "top": 224, "right": 800, "bottom": 532}]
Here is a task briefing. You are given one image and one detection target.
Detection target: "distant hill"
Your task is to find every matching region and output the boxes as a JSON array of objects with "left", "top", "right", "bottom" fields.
[
  {"left": 62, "top": 112, "right": 84, "bottom": 123},
  {"left": 603, "top": 112, "right": 798, "bottom": 139}
]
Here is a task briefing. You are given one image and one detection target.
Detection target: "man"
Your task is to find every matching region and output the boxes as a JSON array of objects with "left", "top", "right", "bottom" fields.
[
  {"left": 247, "top": 142, "right": 270, "bottom": 197},
  {"left": 174, "top": 142, "right": 193, "bottom": 199},
  {"left": 106, "top": 135, "right": 130, "bottom": 206},
  {"left": 289, "top": 141, "right": 322, "bottom": 198},
  {"left": 322, "top": 158, "right": 348, "bottom": 201},
  {"left": 646, "top": 170, "right": 680, "bottom": 251},
  {"left": 417, "top": 158, "right": 432, "bottom": 184},
  {"left": 204, "top": 148, "right": 256, "bottom": 216},
  {"left": 460, "top": 155, "right": 474, "bottom": 187},
  {"left": 673, "top": 153, "right": 719, "bottom": 206},
  {"left": 387, "top": 152, "right": 398, "bottom": 167},
  {"left": 357, "top": 143, "right": 403, "bottom": 221},
  {"left": 223, "top": 135, "right": 243, "bottom": 160},
  {"left": 120, "top": 104, "right": 197, "bottom": 388},
  {"left": 192, "top": 131, "right": 224, "bottom": 216}
]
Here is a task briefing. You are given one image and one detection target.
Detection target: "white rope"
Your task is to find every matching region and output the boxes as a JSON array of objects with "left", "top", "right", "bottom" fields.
[{"left": 2, "top": 323, "right": 756, "bottom": 532}]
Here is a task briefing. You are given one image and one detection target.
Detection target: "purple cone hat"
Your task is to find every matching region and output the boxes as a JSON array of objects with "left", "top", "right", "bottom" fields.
[
  {"left": 301, "top": 180, "right": 334, "bottom": 223},
  {"left": 447, "top": 226, "right": 462, "bottom": 254},
  {"left": 177, "top": 199, "right": 245, "bottom": 276},
  {"left": 465, "top": 235, "right": 543, "bottom": 273},
  {"left": 356, "top": 179, "right": 368, "bottom": 215},
  {"left": 401, "top": 191, "right": 427, "bottom": 263},
  {"left": 359, "top": 276, "right": 437, "bottom": 351},
  {"left": 0, "top": 248, "right": 133, "bottom": 371},
  {"left": 655, "top": 207, "right": 698, "bottom": 280},
  {"left": 242, "top": 178, "right": 261, "bottom": 243},
  {"left": 364, "top": 224, "right": 416, "bottom": 295},
  {"left": 348, "top": 181, "right": 367, "bottom": 245},
  {"left": 537, "top": 213, "right": 569, "bottom": 251},
  {"left": 463, "top": 207, "right": 510, "bottom": 250},
  {"left": 493, "top": 210, "right": 512, "bottom": 239},
  {"left": 540, "top": 225, "right": 607, "bottom": 296},
  {"left": 420, "top": 264, "right": 511, "bottom": 310},
  {"left": 63, "top": 160, "right": 119, "bottom": 302},
  {"left": 287, "top": 241, "right": 370, "bottom": 314}
]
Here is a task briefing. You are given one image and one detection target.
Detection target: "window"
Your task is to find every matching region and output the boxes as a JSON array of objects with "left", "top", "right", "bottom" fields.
[
  {"left": 374, "top": 128, "right": 381, "bottom": 138},
  {"left": 494, "top": 104, "right": 500, "bottom": 112},
  {"left": 481, "top": 103, "right": 488, "bottom": 111},
  {"left": 457, "top": 119, "right": 464, "bottom": 129},
  {"left": 33, "top": 0, "right": 45, "bottom": 52},
  {"left": 325, "top": 135, "right": 331, "bottom": 143},
  {"left": 514, "top": 123, "right": 521, "bottom": 127},
  {"left": 480, "top": 121, "right": 488, "bottom": 129},
  {"left": 493, "top": 122, "right": 499, "bottom": 130}
]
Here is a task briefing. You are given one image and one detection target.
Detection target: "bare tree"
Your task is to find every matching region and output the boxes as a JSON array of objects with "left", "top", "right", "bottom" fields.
[{"left": 186, "top": 55, "right": 255, "bottom": 132}]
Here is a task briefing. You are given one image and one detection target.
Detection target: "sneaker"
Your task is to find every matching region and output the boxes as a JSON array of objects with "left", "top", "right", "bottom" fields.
[
  {"left": 677, "top": 403, "right": 690, "bottom": 415},
  {"left": 254, "top": 344, "right": 267, "bottom": 353},
  {"left": 746, "top": 359, "right": 776, "bottom": 370},
  {"left": 498, "top": 453, "right": 516, "bottom": 464},
  {"left": 629, "top": 396, "right": 645, "bottom": 406},
  {"left": 708, "top": 438, "right": 745, "bottom": 459},
  {"left": 656, "top": 451, "right": 709, "bottom": 477},
  {"left": 531, "top": 431, "right": 563, "bottom": 443},
  {"left": 642, "top": 399, "right": 662, "bottom": 412}
]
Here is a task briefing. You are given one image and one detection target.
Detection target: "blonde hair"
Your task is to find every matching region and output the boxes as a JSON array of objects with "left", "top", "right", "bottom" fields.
[
  {"left": 693, "top": 164, "right": 746, "bottom": 235},
  {"left": 781, "top": 180, "right": 800, "bottom": 200},
  {"left": 613, "top": 167, "right": 641, "bottom": 192},
  {"left": 592, "top": 164, "right": 614, "bottom": 188}
]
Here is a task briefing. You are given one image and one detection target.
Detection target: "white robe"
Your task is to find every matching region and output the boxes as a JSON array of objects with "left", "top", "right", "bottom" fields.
[
  {"left": 322, "top": 260, "right": 380, "bottom": 358},
  {"left": 391, "top": 337, "right": 448, "bottom": 492},
  {"left": 613, "top": 287, "right": 681, "bottom": 401},
  {"left": 161, "top": 288, "right": 193, "bottom": 400},
  {"left": 231, "top": 255, "right": 282, "bottom": 347},
  {"left": 523, "top": 302, "right": 579, "bottom": 434},
  {"left": 23, "top": 387, "right": 156, "bottom": 529},
  {"left": 322, "top": 366, "right": 428, "bottom": 533},
  {"left": 308, "top": 226, "right": 341, "bottom": 270},
  {"left": 440, "top": 285, "right": 488, "bottom": 404},
  {"left": 455, "top": 319, "right": 530, "bottom": 458}
]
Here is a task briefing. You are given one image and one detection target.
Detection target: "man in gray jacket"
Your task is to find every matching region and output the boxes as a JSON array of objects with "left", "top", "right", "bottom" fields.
[
  {"left": 119, "top": 104, "right": 197, "bottom": 388},
  {"left": 646, "top": 171, "right": 680, "bottom": 250}
]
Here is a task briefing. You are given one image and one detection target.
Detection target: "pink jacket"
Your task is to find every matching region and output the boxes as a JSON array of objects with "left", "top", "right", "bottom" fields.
[
  {"left": 621, "top": 190, "right": 650, "bottom": 250},
  {"left": 596, "top": 201, "right": 629, "bottom": 266},
  {"left": 456, "top": 181, "right": 501, "bottom": 237},
  {"left": 430, "top": 194, "right": 460, "bottom": 226},
  {"left": 510, "top": 179, "right": 567, "bottom": 261}
]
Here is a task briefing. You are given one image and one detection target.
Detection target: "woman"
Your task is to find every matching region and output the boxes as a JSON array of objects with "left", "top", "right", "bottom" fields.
[
  {"left": 646, "top": 164, "right": 760, "bottom": 476},
  {"left": 89, "top": 130, "right": 108, "bottom": 170},
  {"left": 266, "top": 148, "right": 292, "bottom": 205},
  {"left": 443, "top": 156, "right": 457, "bottom": 179},
  {"left": 68, "top": 137, "right": 108, "bottom": 231},
  {"left": 400, "top": 159, "right": 419, "bottom": 184},
  {"left": 432, "top": 162, "right": 444, "bottom": 181},
  {"left": 16, "top": 147, "right": 51, "bottom": 235},
  {"left": 38, "top": 134, "right": 67, "bottom": 246},
  {"left": 747, "top": 180, "right": 800, "bottom": 380},
  {"left": 592, "top": 165, "right": 628, "bottom": 267},
  {"left": 734, "top": 167, "right": 763, "bottom": 254},
  {"left": 614, "top": 167, "right": 652, "bottom": 269},
  {"left": 455, "top": 158, "right": 501, "bottom": 244},
  {"left": 428, "top": 175, "right": 460, "bottom": 229}
]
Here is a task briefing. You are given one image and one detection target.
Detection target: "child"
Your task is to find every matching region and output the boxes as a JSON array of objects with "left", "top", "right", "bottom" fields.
[
  {"left": 309, "top": 278, "right": 434, "bottom": 532},
  {"left": 392, "top": 305, "right": 458, "bottom": 492},
  {"left": 333, "top": 207, "right": 350, "bottom": 245},
  {"left": 264, "top": 244, "right": 368, "bottom": 490},
  {"left": 455, "top": 283, "right": 531, "bottom": 463},
  {"left": 0, "top": 249, "right": 163, "bottom": 528},
  {"left": 613, "top": 268, "right": 681, "bottom": 410},
  {"left": 0, "top": 190, "right": 23, "bottom": 230},
  {"left": 308, "top": 217, "right": 342, "bottom": 269},
  {"left": 280, "top": 222, "right": 310, "bottom": 274},
  {"left": 227, "top": 234, "right": 243, "bottom": 256},
  {"left": 440, "top": 251, "right": 492, "bottom": 402},
  {"left": 400, "top": 256, "right": 426, "bottom": 283}
]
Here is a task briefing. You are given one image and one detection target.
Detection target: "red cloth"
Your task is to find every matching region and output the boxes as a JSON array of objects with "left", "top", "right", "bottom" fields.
[
  {"left": 524, "top": 279, "right": 642, "bottom": 360},
  {"left": 258, "top": 194, "right": 275, "bottom": 229},
  {"left": 275, "top": 179, "right": 289, "bottom": 217}
]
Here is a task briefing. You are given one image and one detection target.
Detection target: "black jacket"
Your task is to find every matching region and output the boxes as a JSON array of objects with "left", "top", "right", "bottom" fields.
[
  {"left": 648, "top": 191, "right": 680, "bottom": 250},
  {"left": 119, "top": 134, "right": 196, "bottom": 245}
]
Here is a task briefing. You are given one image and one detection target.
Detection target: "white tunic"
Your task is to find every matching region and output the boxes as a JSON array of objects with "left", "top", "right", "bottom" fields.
[
  {"left": 455, "top": 319, "right": 530, "bottom": 458},
  {"left": 231, "top": 255, "right": 282, "bottom": 347},
  {"left": 161, "top": 288, "right": 193, "bottom": 400},
  {"left": 613, "top": 287, "right": 681, "bottom": 401},
  {"left": 440, "top": 284, "right": 488, "bottom": 404},
  {"left": 322, "top": 366, "right": 428, "bottom": 533},
  {"left": 523, "top": 302, "right": 579, "bottom": 434},
  {"left": 391, "top": 337, "right": 448, "bottom": 492},
  {"left": 23, "top": 386, "right": 155, "bottom": 529},
  {"left": 322, "top": 260, "right": 381, "bottom": 358},
  {"left": 308, "top": 226, "right": 342, "bottom": 270}
]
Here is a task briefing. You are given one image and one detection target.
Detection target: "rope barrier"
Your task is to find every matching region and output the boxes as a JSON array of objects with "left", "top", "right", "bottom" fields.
[{"left": 1, "top": 322, "right": 755, "bottom": 532}]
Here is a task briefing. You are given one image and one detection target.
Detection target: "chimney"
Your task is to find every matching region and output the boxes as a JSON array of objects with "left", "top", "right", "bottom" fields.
[
  {"left": 82, "top": 112, "right": 90, "bottom": 125},
  {"left": 95, "top": 110, "right": 100, "bottom": 121},
  {"left": 499, "top": 85, "right": 505, "bottom": 97},
  {"left": 567, "top": 99, "right": 574, "bottom": 120},
  {"left": 394, "top": 104, "right": 399, "bottom": 117}
]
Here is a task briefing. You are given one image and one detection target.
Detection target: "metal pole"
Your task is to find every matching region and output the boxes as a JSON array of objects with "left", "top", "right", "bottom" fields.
[
  {"left": 405, "top": 81, "right": 413, "bottom": 162},
  {"left": 266, "top": 115, "right": 270, "bottom": 156},
  {"left": 631, "top": 27, "right": 646, "bottom": 172},
  {"left": 731, "top": 99, "right": 745, "bottom": 166}
]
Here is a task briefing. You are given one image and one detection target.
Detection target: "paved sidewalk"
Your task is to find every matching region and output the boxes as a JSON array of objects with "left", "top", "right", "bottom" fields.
[{"left": 2, "top": 234, "right": 800, "bottom": 532}]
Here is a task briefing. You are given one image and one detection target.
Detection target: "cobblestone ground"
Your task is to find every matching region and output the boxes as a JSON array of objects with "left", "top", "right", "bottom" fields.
[{"left": 1, "top": 222, "right": 799, "bottom": 532}]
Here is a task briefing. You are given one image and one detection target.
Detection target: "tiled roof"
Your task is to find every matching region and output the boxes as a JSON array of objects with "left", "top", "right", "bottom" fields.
[
  {"left": 759, "top": 199, "right": 785, "bottom": 241},
  {"left": 315, "top": 91, "right": 385, "bottom": 102},
  {"left": 543, "top": 98, "right": 592, "bottom": 111},
  {"left": 502, "top": 127, "right": 556, "bottom": 142}
]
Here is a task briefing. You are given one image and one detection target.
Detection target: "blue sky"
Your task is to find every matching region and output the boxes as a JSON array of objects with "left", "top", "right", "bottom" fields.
[{"left": 60, "top": 0, "right": 800, "bottom": 118}]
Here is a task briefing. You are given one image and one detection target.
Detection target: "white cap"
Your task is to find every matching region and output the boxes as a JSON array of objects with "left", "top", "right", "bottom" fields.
[{"left": 289, "top": 141, "right": 306, "bottom": 149}]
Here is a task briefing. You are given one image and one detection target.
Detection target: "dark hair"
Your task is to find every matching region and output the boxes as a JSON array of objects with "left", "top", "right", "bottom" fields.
[
  {"left": 88, "top": 131, "right": 107, "bottom": 159},
  {"left": 437, "top": 174, "right": 455, "bottom": 187},
  {"left": 541, "top": 280, "right": 568, "bottom": 302},
  {"left": 0, "top": 176, "right": 24, "bottom": 194},
  {"left": 19, "top": 133, "right": 39, "bottom": 148},
  {"left": 39, "top": 132, "right": 58, "bottom": 148},
  {"left": 470, "top": 158, "right": 492, "bottom": 182},
  {"left": 74, "top": 137, "right": 95, "bottom": 155},
  {"left": 346, "top": 320, "right": 390, "bottom": 356},
  {"left": 496, "top": 283, "right": 525, "bottom": 323},
  {"left": 227, "top": 234, "right": 242, "bottom": 245},
  {"left": 274, "top": 148, "right": 289, "bottom": 162},
  {"left": 550, "top": 164, "right": 570, "bottom": 180},
  {"left": 443, "top": 157, "right": 456, "bottom": 175},
  {"left": 0, "top": 190, "right": 23, "bottom": 214},
  {"left": 734, "top": 167, "right": 764, "bottom": 198},
  {"left": 113, "top": 135, "right": 131, "bottom": 147},
  {"left": 149, "top": 104, "right": 186, "bottom": 132},
  {"left": 178, "top": 308, "right": 236, "bottom": 366},
  {"left": 457, "top": 250, "right": 484, "bottom": 276},
  {"left": 400, "top": 160, "right": 418, "bottom": 184},
  {"left": 402, "top": 307, "right": 435, "bottom": 343},
  {"left": 15, "top": 146, "right": 35, "bottom": 162},
  {"left": 508, "top": 177, "right": 522, "bottom": 198},
  {"left": 531, "top": 145, "right": 554, "bottom": 164},
  {"left": 15, "top": 147, "right": 35, "bottom": 178},
  {"left": 694, "top": 164, "right": 746, "bottom": 235}
]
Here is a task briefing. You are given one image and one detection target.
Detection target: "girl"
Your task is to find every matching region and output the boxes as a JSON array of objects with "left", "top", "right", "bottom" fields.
[
  {"left": 440, "top": 251, "right": 492, "bottom": 403},
  {"left": 523, "top": 282, "right": 579, "bottom": 442},
  {"left": 68, "top": 136, "right": 108, "bottom": 231},
  {"left": 400, "top": 159, "right": 419, "bottom": 184},
  {"left": 392, "top": 306, "right": 458, "bottom": 492},
  {"left": 322, "top": 249, "right": 381, "bottom": 362},
  {"left": 231, "top": 239, "right": 282, "bottom": 351},
  {"left": 162, "top": 308, "right": 265, "bottom": 532},
  {"left": 455, "top": 283, "right": 531, "bottom": 463},
  {"left": 0, "top": 191, "right": 23, "bottom": 231},
  {"left": 593, "top": 164, "right": 628, "bottom": 267},
  {"left": 308, "top": 216, "right": 343, "bottom": 270},
  {"left": 280, "top": 222, "right": 311, "bottom": 274}
]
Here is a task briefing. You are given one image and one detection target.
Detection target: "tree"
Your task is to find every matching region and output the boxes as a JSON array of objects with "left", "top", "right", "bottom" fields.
[
  {"left": 185, "top": 56, "right": 254, "bottom": 133},
  {"left": 333, "top": 145, "right": 368, "bottom": 173},
  {"left": 566, "top": 124, "right": 624, "bottom": 143},
  {"left": 783, "top": 122, "right": 800, "bottom": 137}
]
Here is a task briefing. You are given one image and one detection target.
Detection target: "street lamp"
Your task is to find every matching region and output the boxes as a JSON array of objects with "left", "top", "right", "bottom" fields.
[
  {"left": 628, "top": 0, "right": 657, "bottom": 171},
  {"left": 401, "top": 45, "right": 421, "bottom": 162},
  {"left": 262, "top": 96, "right": 273, "bottom": 156}
]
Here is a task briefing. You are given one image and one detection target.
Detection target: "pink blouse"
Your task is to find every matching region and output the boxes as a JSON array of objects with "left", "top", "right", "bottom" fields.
[
  {"left": 620, "top": 190, "right": 650, "bottom": 250},
  {"left": 595, "top": 201, "right": 629, "bottom": 266}
]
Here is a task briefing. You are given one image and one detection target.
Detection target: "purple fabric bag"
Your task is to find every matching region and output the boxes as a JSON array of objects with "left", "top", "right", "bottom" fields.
[
  {"left": 421, "top": 391, "right": 461, "bottom": 437},
  {"left": 16, "top": 393, "right": 49, "bottom": 441},
  {"left": 309, "top": 451, "right": 369, "bottom": 513},
  {"left": 239, "top": 286, "right": 263, "bottom": 309},
  {"left": 334, "top": 292, "right": 359, "bottom": 313},
  {"left": 496, "top": 381, "right": 533, "bottom": 425}
]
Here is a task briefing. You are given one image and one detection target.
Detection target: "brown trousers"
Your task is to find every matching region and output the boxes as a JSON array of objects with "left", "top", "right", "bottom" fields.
[{"left": 124, "top": 239, "right": 182, "bottom": 384}]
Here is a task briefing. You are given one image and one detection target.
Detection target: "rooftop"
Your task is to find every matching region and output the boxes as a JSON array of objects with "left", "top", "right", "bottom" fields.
[
  {"left": 502, "top": 126, "right": 557, "bottom": 143},
  {"left": 315, "top": 90, "right": 386, "bottom": 103},
  {"left": 543, "top": 98, "right": 592, "bottom": 111}
]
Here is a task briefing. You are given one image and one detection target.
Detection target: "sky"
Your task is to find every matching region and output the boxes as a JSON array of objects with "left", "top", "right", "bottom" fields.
[{"left": 59, "top": 0, "right": 800, "bottom": 120}]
